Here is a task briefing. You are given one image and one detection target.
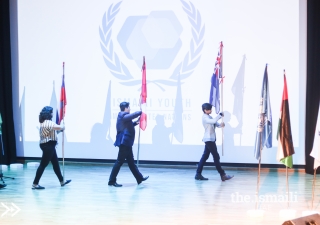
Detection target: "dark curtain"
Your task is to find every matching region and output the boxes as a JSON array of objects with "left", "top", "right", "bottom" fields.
[
  {"left": 305, "top": 0, "right": 320, "bottom": 174},
  {"left": 0, "top": 0, "right": 17, "bottom": 165}
]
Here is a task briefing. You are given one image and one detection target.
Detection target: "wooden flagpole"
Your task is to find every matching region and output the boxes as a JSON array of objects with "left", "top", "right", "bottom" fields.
[
  {"left": 255, "top": 132, "right": 262, "bottom": 209},
  {"left": 62, "top": 120, "right": 65, "bottom": 181},
  {"left": 137, "top": 118, "right": 141, "bottom": 167},
  {"left": 220, "top": 42, "right": 224, "bottom": 156},
  {"left": 62, "top": 62, "right": 65, "bottom": 181}
]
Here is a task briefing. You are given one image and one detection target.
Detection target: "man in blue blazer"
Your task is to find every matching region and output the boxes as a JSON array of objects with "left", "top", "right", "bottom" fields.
[{"left": 108, "top": 102, "right": 149, "bottom": 187}]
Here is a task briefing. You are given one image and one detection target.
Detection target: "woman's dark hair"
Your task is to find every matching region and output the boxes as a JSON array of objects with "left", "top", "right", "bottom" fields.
[
  {"left": 119, "top": 102, "right": 130, "bottom": 111},
  {"left": 202, "top": 103, "right": 212, "bottom": 113},
  {"left": 39, "top": 106, "right": 53, "bottom": 123}
]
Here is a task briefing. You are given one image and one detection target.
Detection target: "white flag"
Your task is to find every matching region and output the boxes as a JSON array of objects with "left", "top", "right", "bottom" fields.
[{"left": 310, "top": 105, "right": 320, "bottom": 169}]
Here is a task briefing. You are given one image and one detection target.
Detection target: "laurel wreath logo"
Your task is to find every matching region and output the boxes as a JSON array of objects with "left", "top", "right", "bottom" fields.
[{"left": 99, "top": 0, "right": 205, "bottom": 90}]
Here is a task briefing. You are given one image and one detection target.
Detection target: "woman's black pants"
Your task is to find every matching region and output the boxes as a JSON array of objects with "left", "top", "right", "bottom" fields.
[{"left": 33, "top": 141, "right": 63, "bottom": 184}]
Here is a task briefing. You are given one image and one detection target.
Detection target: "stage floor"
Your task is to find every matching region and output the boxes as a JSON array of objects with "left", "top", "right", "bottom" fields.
[{"left": 0, "top": 162, "right": 317, "bottom": 224}]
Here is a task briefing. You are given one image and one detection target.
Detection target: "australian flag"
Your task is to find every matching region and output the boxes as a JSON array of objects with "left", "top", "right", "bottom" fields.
[{"left": 209, "top": 42, "right": 223, "bottom": 114}]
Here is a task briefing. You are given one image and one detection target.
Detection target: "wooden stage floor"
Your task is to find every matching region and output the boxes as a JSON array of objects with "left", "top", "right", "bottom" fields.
[{"left": 0, "top": 162, "right": 318, "bottom": 224}]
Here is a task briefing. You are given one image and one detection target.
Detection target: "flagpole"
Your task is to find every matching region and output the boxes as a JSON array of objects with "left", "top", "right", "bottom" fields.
[
  {"left": 312, "top": 168, "right": 317, "bottom": 210},
  {"left": 137, "top": 120, "right": 141, "bottom": 167},
  {"left": 137, "top": 84, "right": 142, "bottom": 167},
  {"left": 255, "top": 132, "right": 262, "bottom": 209},
  {"left": 62, "top": 121, "right": 65, "bottom": 181},
  {"left": 220, "top": 42, "right": 224, "bottom": 156},
  {"left": 221, "top": 77, "right": 224, "bottom": 156},
  {"left": 62, "top": 62, "right": 65, "bottom": 181}
]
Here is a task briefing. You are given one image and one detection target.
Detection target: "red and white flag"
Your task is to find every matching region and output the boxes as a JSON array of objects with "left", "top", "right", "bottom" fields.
[{"left": 140, "top": 56, "right": 147, "bottom": 130}]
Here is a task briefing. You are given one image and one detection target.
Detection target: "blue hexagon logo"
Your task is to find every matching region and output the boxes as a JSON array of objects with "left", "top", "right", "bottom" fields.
[{"left": 117, "top": 11, "right": 183, "bottom": 69}]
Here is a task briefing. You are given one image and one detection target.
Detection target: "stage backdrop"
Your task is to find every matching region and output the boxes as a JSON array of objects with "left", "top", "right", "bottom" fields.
[{"left": 13, "top": 0, "right": 307, "bottom": 165}]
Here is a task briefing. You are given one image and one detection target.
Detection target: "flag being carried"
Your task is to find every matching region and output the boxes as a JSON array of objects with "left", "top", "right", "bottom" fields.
[
  {"left": 140, "top": 56, "right": 147, "bottom": 131},
  {"left": 209, "top": 42, "right": 223, "bottom": 114},
  {"left": 254, "top": 65, "right": 272, "bottom": 160},
  {"left": 58, "top": 62, "right": 67, "bottom": 125},
  {"left": 276, "top": 72, "right": 294, "bottom": 168},
  {"left": 310, "top": 104, "right": 320, "bottom": 169}
]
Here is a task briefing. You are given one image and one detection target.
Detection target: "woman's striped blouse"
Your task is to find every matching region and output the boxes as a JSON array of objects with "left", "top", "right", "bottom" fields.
[{"left": 39, "top": 120, "right": 57, "bottom": 144}]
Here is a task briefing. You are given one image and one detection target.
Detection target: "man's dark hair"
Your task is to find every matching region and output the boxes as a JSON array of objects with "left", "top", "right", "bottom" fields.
[
  {"left": 120, "top": 102, "right": 130, "bottom": 111},
  {"left": 39, "top": 106, "right": 53, "bottom": 123},
  {"left": 202, "top": 103, "right": 212, "bottom": 113}
]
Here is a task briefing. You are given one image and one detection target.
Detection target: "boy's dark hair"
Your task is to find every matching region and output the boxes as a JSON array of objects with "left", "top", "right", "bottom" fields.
[
  {"left": 202, "top": 103, "right": 212, "bottom": 113},
  {"left": 120, "top": 102, "right": 130, "bottom": 111},
  {"left": 39, "top": 106, "right": 53, "bottom": 123}
]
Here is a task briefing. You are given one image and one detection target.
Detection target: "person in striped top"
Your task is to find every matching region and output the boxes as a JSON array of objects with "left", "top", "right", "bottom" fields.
[{"left": 32, "top": 106, "right": 71, "bottom": 190}]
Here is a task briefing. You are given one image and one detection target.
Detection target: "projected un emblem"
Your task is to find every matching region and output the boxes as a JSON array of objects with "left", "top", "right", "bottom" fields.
[
  {"left": 99, "top": 0, "right": 205, "bottom": 87},
  {"left": 118, "top": 11, "right": 182, "bottom": 70}
]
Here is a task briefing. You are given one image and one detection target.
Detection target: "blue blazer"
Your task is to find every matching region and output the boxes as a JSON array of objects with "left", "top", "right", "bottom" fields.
[{"left": 114, "top": 111, "right": 142, "bottom": 147}]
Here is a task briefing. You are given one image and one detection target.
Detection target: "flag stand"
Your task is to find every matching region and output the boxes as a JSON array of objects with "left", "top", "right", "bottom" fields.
[
  {"left": 255, "top": 132, "right": 262, "bottom": 210},
  {"left": 279, "top": 166, "right": 297, "bottom": 220},
  {"left": 255, "top": 157, "right": 262, "bottom": 210},
  {"left": 286, "top": 166, "right": 289, "bottom": 208},
  {"left": 302, "top": 168, "right": 320, "bottom": 217},
  {"left": 247, "top": 133, "right": 265, "bottom": 218}
]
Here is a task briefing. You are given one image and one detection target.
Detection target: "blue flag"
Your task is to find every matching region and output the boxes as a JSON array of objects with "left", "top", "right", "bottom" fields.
[
  {"left": 209, "top": 42, "right": 223, "bottom": 114},
  {"left": 254, "top": 64, "right": 272, "bottom": 160},
  {"left": 56, "top": 110, "right": 60, "bottom": 125}
]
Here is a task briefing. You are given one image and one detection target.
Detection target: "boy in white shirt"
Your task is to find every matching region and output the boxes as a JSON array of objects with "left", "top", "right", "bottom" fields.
[{"left": 195, "top": 103, "right": 234, "bottom": 181}]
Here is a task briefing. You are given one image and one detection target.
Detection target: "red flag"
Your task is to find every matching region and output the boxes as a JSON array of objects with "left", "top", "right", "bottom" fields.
[
  {"left": 140, "top": 57, "right": 147, "bottom": 130},
  {"left": 59, "top": 62, "right": 67, "bottom": 124}
]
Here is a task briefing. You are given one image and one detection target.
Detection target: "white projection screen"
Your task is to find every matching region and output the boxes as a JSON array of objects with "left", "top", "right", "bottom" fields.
[{"left": 13, "top": 0, "right": 307, "bottom": 165}]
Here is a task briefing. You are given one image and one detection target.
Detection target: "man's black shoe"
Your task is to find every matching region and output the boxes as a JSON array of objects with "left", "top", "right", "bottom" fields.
[
  {"left": 108, "top": 182, "right": 122, "bottom": 187},
  {"left": 138, "top": 176, "right": 149, "bottom": 185},
  {"left": 221, "top": 174, "right": 234, "bottom": 181},
  {"left": 195, "top": 174, "right": 209, "bottom": 180}
]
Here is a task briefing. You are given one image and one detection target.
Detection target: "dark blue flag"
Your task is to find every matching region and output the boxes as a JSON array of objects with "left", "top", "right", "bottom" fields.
[{"left": 254, "top": 64, "right": 272, "bottom": 160}]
